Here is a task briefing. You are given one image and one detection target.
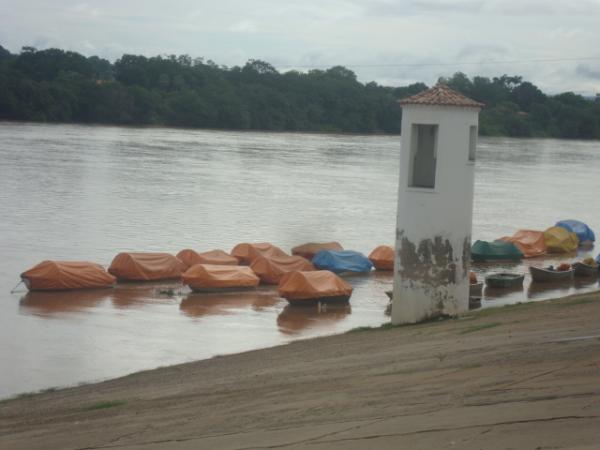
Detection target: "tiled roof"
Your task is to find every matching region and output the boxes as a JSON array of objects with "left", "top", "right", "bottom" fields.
[{"left": 398, "top": 84, "right": 484, "bottom": 108}]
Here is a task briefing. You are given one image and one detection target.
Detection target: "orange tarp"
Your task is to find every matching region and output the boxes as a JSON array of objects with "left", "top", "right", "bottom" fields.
[
  {"left": 21, "top": 261, "right": 116, "bottom": 291},
  {"left": 108, "top": 252, "right": 186, "bottom": 281},
  {"left": 278, "top": 270, "right": 353, "bottom": 300},
  {"left": 543, "top": 226, "right": 579, "bottom": 253},
  {"left": 231, "top": 242, "right": 288, "bottom": 264},
  {"left": 250, "top": 255, "right": 315, "bottom": 284},
  {"left": 291, "top": 242, "right": 343, "bottom": 260},
  {"left": 499, "top": 230, "right": 547, "bottom": 258},
  {"left": 368, "top": 245, "right": 395, "bottom": 270},
  {"left": 177, "top": 249, "right": 238, "bottom": 268},
  {"left": 182, "top": 264, "right": 259, "bottom": 290}
]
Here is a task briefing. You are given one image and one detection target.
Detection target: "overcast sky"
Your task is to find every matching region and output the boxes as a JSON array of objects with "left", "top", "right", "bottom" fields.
[{"left": 1, "top": 0, "right": 599, "bottom": 95}]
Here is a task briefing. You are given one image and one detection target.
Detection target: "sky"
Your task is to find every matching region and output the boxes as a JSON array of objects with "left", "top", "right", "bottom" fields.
[{"left": 1, "top": 0, "right": 599, "bottom": 95}]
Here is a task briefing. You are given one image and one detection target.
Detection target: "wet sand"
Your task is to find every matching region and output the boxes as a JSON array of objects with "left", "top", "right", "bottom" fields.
[{"left": 2, "top": 291, "right": 600, "bottom": 450}]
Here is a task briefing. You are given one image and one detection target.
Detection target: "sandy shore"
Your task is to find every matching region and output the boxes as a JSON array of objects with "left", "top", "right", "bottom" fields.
[{"left": 2, "top": 291, "right": 600, "bottom": 449}]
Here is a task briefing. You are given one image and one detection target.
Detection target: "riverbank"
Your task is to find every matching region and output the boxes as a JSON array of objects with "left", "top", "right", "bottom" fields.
[{"left": 2, "top": 291, "right": 600, "bottom": 449}]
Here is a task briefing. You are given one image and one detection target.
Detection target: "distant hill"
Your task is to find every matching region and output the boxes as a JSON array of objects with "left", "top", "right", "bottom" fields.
[{"left": 1, "top": 45, "right": 599, "bottom": 139}]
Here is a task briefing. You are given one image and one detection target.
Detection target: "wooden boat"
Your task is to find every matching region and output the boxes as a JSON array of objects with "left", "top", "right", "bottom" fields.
[
  {"left": 529, "top": 266, "right": 574, "bottom": 283},
  {"left": 572, "top": 262, "right": 599, "bottom": 278},
  {"left": 278, "top": 271, "right": 353, "bottom": 306},
  {"left": 469, "top": 296, "right": 481, "bottom": 310},
  {"left": 469, "top": 283, "right": 483, "bottom": 298},
  {"left": 286, "top": 295, "right": 351, "bottom": 306},
  {"left": 485, "top": 272, "right": 525, "bottom": 289}
]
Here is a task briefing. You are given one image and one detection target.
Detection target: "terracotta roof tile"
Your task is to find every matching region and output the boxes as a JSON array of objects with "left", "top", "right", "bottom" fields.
[{"left": 398, "top": 84, "right": 484, "bottom": 108}]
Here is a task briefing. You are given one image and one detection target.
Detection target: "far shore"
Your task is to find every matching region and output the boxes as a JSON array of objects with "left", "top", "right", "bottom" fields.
[{"left": 2, "top": 290, "right": 600, "bottom": 449}]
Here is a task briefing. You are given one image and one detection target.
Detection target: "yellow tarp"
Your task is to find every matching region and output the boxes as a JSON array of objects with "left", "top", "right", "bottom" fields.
[{"left": 544, "top": 226, "right": 579, "bottom": 253}]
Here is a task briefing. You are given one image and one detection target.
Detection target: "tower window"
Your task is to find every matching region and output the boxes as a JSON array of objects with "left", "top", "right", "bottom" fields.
[
  {"left": 409, "top": 124, "right": 438, "bottom": 189},
  {"left": 469, "top": 126, "right": 478, "bottom": 162}
]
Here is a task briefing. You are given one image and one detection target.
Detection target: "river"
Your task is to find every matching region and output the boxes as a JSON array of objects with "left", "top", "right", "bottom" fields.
[{"left": 0, "top": 122, "right": 598, "bottom": 398}]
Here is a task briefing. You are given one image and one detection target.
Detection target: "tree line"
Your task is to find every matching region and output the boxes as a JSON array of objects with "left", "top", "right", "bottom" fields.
[{"left": 0, "top": 45, "right": 599, "bottom": 138}]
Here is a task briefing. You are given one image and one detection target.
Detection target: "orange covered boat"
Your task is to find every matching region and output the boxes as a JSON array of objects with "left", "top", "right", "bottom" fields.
[
  {"left": 231, "top": 242, "right": 288, "bottom": 264},
  {"left": 278, "top": 270, "right": 353, "bottom": 305},
  {"left": 20, "top": 261, "right": 116, "bottom": 291},
  {"left": 250, "top": 254, "right": 315, "bottom": 285},
  {"left": 291, "top": 242, "right": 343, "bottom": 260},
  {"left": 182, "top": 264, "right": 260, "bottom": 292},
  {"left": 499, "top": 230, "right": 547, "bottom": 258},
  {"left": 368, "top": 245, "right": 395, "bottom": 270},
  {"left": 108, "top": 252, "right": 186, "bottom": 281},
  {"left": 176, "top": 249, "right": 238, "bottom": 268}
]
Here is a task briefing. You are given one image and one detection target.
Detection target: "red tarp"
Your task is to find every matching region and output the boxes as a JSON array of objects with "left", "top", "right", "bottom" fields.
[
  {"left": 21, "top": 260, "right": 116, "bottom": 291},
  {"left": 291, "top": 242, "right": 343, "bottom": 260},
  {"left": 368, "top": 245, "right": 395, "bottom": 270},
  {"left": 182, "top": 264, "right": 259, "bottom": 290},
  {"left": 108, "top": 252, "right": 186, "bottom": 281},
  {"left": 278, "top": 270, "right": 353, "bottom": 300},
  {"left": 250, "top": 254, "right": 315, "bottom": 284},
  {"left": 499, "top": 230, "right": 547, "bottom": 258},
  {"left": 230, "top": 242, "right": 288, "bottom": 264},
  {"left": 177, "top": 249, "right": 239, "bottom": 268}
]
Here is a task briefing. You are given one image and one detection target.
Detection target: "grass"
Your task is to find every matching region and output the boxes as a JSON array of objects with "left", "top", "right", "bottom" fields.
[
  {"left": 459, "top": 322, "right": 501, "bottom": 334},
  {"left": 82, "top": 400, "right": 127, "bottom": 411}
]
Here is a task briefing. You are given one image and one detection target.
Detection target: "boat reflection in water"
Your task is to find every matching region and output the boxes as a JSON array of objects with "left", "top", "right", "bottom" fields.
[
  {"left": 180, "top": 290, "right": 281, "bottom": 318},
  {"left": 277, "top": 304, "right": 351, "bottom": 335},
  {"left": 111, "top": 281, "right": 181, "bottom": 309},
  {"left": 20, "top": 289, "right": 112, "bottom": 317}
]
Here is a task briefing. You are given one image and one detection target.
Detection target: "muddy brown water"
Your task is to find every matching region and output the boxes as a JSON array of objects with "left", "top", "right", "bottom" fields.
[{"left": 0, "top": 122, "right": 598, "bottom": 398}]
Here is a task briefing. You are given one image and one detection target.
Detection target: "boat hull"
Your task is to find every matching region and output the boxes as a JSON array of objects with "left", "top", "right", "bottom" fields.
[
  {"left": 285, "top": 295, "right": 351, "bottom": 306},
  {"left": 485, "top": 273, "right": 525, "bottom": 289},
  {"left": 530, "top": 266, "right": 574, "bottom": 283},
  {"left": 573, "top": 262, "right": 599, "bottom": 278}
]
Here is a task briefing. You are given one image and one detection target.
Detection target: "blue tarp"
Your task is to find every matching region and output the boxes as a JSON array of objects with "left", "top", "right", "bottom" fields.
[
  {"left": 312, "top": 250, "right": 373, "bottom": 274},
  {"left": 555, "top": 220, "right": 596, "bottom": 244},
  {"left": 596, "top": 254, "right": 600, "bottom": 265}
]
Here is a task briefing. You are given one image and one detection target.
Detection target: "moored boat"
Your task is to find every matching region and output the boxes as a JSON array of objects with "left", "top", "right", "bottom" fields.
[
  {"left": 485, "top": 272, "right": 525, "bottom": 289},
  {"left": 250, "top": 254, "right": 315, "bottom": 285},
  {"left": 471, "top": 240, "right": 523, "bottom": 262},
  {"left": 291, "top": 242, "right": 343, "bottom": 260},
  {"left": 182, "top": 264, "right": 260, "bottom": 292},
  {"left": 529, "top": 265, "right": 574, "bottom": 283},
  {"left": 312, "top": 250, "right": 373, "bottom": 274},
  {"left": 230, "top": 242, "right": 288, "bottom": 264},
  {"left": 368, "top": 245, "right": 395, "bottom": 271},
  {"left": 572, "top": 261, "right": 599, "bottom": 278},
  {"left": 278, "top": 270, "right": 353, "bottom": 305},
  {"left": 470, "top": 282, "right": 483, "bottom": 298},
  {"left": 20, "top": 260, "right": 116, "bottom": 291},
  {"left": 176, "top": 249, "right": 238, "bottom": 268},
  {"left": 108, "top": 252, "right": 186, "bottom": 281}
]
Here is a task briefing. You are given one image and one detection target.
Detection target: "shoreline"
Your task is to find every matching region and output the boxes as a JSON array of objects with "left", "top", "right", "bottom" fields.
[{"left": 2, "top": 289, "right": 600, "bottom": 449}]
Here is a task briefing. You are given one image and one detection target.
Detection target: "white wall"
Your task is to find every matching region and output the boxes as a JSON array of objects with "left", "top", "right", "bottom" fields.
[{"left": 392, "top": 104, "right": 479, "bottom": 324}]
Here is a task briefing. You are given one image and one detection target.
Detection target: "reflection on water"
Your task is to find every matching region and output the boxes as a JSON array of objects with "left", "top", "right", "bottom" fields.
[
  {"left": 0, "top": 123, "right": 599, "bottom": 398},
  {"left": 180, "top": 290, "right": 281, "bottom": 318},
  {"left": 277, "top": 304, "right": 352, "bottom": 335},
  {"left": 20, "top": 289, "right": 112, "bottom": 316}
]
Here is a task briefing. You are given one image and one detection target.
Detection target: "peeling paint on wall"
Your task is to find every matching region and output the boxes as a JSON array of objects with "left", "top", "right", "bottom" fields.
[{"left": 397, "top": 235, "right": 457, "bottom": 287}]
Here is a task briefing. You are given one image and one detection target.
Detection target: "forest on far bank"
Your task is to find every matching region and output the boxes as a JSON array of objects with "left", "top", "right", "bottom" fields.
[{"left": 1, "top": 45, "right": 599, "bottom": 139}]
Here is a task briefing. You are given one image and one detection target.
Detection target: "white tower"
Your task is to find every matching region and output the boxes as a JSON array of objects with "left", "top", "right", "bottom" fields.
[{"left": 392, "top": 84, "right": 483, "bottom": 324}]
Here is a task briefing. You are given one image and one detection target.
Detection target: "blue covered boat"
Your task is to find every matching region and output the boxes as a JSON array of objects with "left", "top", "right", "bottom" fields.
[
  {"left": 312, "top": 250, "right": 373, "bottom": 274},
  {"left": 555, "top": 220, "right": 595, "bottom": 245}
]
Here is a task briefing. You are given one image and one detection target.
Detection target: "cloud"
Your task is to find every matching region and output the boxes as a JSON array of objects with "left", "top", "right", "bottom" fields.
[
  {"left": 0, "top": 0, "right": 599, "bottom": 94},
  {"left": 576, "top": 64, "right": 600, "bottom": 80}
]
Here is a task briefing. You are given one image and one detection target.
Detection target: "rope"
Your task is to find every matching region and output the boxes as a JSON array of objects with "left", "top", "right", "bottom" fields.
[{"left": 10, "top": 280, "right": 25, "bottom": 294}]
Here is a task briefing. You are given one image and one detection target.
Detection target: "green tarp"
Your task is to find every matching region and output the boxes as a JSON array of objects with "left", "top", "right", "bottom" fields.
[{"left": 471, "top": 240, "right": 523, "bottom": 262}]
